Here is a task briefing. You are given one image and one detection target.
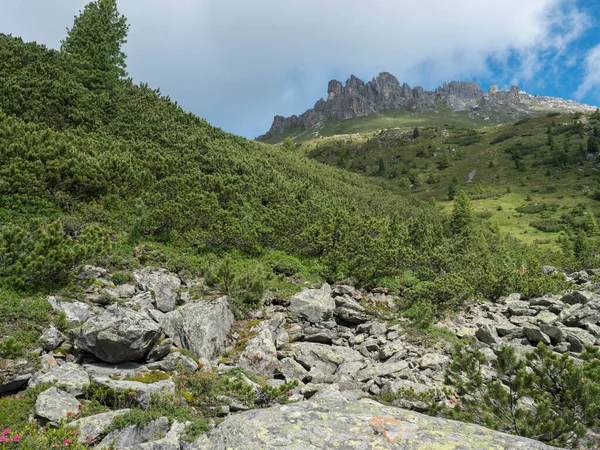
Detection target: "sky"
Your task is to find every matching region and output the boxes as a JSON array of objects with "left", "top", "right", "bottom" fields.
[{"left": 0, "top": 0, "right": 599, "bottom": 138}]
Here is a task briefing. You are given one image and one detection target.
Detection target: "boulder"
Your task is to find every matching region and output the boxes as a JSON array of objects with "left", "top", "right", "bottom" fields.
[
  {"left": 29, "top": 362, "right": 90, "bottom": 396},
  {"left": 507, "top": 301, "right": 535, "bottom": 317},
  {"left": 0, "top": 357, "right": 36, "bottom": 394},
  {"left": 419, "top": 353, "right": 450, "bottom": 371},
  {"left": 40, "top": 327, "right": 65, "bottom": 351},
  {"left": 523, "top": 327, "right": 551, "bottom": 346},
  {"left": 334, "top": 295, "right": 368, "bottom": 324},
  {"left": 70, "top": 305, "right": 161, "bottom": 364},
  {"left": 475, "top": 324, "right": 501, "bottom": 345},
  {"left": 289, "top": 286, "right": 335, "bottom": 323},
  {"left": 565, "top": 327, "right": 595, "bottom": 352},
  {"left": 540, "top": 324, "right": 567, "bottom": 344},
  {"left": 355, "top": 361, "right": 409, "bottom": 382},
  {"left": 159, "top": 298, "right": 233, "bottom": 363},
  {"left": 149, "top": 351, "right": 198, "bottom": 372},
  {"left": 68, "top": 409, "right": 130, "bottom": 443},
  {"left": 189, "top": 396, "right": 556, "bottom": 449},
  {"left": 134, "top": 268, "right": 182, "bottom": 313},
  {"left": 561, "top": 291, "right": 595, "bottom": 305},
  {"left": 238, "top": 327, "right": 278, "bottom": 377},
  {"left": 121, "top": 420, "right": 187, "bottom": 450},
  {"left": 35, "top": 387, "right": 80, "bottom": 424},
  {"left": 289, "top": 343, "right": 365, "bottom": 375},
  {"left": 97, "top": 416, "right": 170, "bottom": 449},
  {"left": 146, "top": 338, "right": 174, "bottom": 362},
  {"left": 90, "top": 374, "right": 175, "bottom": 410},
  {"left": 48, "top": 296, "right": 96, "bottom": 326},
  {"left": 278, "top": 357, "right": 310, "bottom": 382}
]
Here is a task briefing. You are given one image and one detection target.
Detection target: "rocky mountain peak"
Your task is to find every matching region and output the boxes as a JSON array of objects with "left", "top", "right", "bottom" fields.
[{"left": 257, "top": 72, "right": 596, "bottom": 141}]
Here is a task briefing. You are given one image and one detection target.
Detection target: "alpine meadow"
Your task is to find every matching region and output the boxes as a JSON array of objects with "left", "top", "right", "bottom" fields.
[{"left": 1, "top": 1, "right": 600, "bottom": 449}]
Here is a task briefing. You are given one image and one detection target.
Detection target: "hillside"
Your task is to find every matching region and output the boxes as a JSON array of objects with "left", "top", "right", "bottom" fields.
[
  {"left": 303, "top": 112, "right": 600, "bottom": 251},
  {"left": 1, "top": 2, "right": 600, "bottom": 449}
]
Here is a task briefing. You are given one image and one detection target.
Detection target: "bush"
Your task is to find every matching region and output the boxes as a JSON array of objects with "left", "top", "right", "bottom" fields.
[
  {"left": 445, "top": 343, "right": 600, "bottom": 448},
  {"left": 111, "top": 271, "right": 133, "bottom": 285},
  {"left": 0, "top": 221, "right": 112, "bottom": 289}
]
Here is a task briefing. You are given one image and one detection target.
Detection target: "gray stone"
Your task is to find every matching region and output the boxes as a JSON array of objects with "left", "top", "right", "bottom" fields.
[
  {"left": 540, "top": 324, "right": 567, "bottom": 344},
  {"left": 561, "top": 291, "right": 595, "bottom": 305},
  {"left": 523, "top": 326, "right": 551, "bottom": 346},
  {"left": 239, "top": 327, "right": 279, "bottom": 378},
  {"left": 289, "top": 287, "right": 335, "bottom": 323},
  {"left": 97, "top": 416, "right": 170, "bottom": 449},
  {"left": 534, "top": 310, "right": 559, "bottom": 324},
  {"left": 146, "top": 338, "right": 174, "bottom": 362},
  {"left": 542, "top": 266, "right": 557, "bottom": 275},
  {"left": 289, "top": 343, "right": 364, "bottom": 375},
  {"left": 278, "top": 357, "right": 309, "bottom": 382},
  {"left": 378, "top": 341, "right": 406, "bottom": 361},
  {"left": 565, "top": 327, "right": 595, "bottom": 352},
  {"left": 159, "top": 298, "right": 233, "bottom": 363},
  {"left": 475, "top": 324, "right": 501, "bottom": 345},
  {"left": 134, "top": 268, "right": 182, "bottom": 313},
  {"left": 189, "top": 396, "right": 556, "bottom": 449},
  {"left": 333, "top": 285, "right": 356, "bottom": 297},
  {"left": 334, "top": 295, "right": 368, "bottom": 324},
  {"left": 496, "top": 324, "right": 524, "bottom": 339},
  {"left": 122, "top": 420, "right": 187, "bottom": 450},
  {"left": 70, "top": 305, "right": 161, "bottom": 364},
  {"left": 35, "top": 387, "right": 80, "bottom": 424},
  {"left": 29, "top": 362, "right": 90, "bottom": 396},
  {"left": 48, "top": 296, "right": 96, "bottom": 326},
  {"left": 149, "top": 351, "right": 198, "bottom": 372},
  {"left": 69, "top": 409, "right": 130, "bottom": 443},
  {"left": 40, "top": 327, "right": 65, "bottom": 351},
  {"left": 0, "top": 357, "right": 36, "bottom": 394},
  {"left": 419, "top": 353, "right": 450, "bottom": 371},
  {"left": 355, "top": 361, "right": 409, "bottom": 382},
  {"left": 90, "top": 373, "right": 175, "bottom": 410},
  {"left": 507, "top": 300, "right": 535, "bottom": 316},
  {"left": 559, "top": 304, "right": 600, "bottom": 327}
]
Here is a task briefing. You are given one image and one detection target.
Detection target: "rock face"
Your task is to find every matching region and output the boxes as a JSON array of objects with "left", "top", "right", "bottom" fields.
[
  {"left": 288, "top": 285, "right": 335, "bottom": 323},
  {"left": 257, "top": 72, "right": 596, "bottom": 141},
  {"left": 190, "top": 394, "right": 555, "bottom": 449},
  {"left": 159, "top": 298, "right": 234, "bottom": 363},
  {"left": 134, "top": 268, "right": 182, "bottom": 313},
  {"left": 70, "top": 305, "right": 161, "bottom": 363}
]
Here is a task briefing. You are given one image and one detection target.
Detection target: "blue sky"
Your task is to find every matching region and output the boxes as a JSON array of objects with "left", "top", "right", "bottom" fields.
[{"left": 0, "top": 0, "right": 599, "bottom": 138}]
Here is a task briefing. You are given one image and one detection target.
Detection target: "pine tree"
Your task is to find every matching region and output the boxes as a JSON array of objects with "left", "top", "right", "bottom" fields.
[
  {"left": 588, "top": 136, "right": 599, "bottom": 153},
  {"left": 447, "top": 183, "right": 457, "bottom": 201},
  {"left": 412, "top": 126, "right": 420, "bottom": 139},
  {"left": 61, "top": 0, "right": 129, "bottom": 91},
  {"left": 450, "top": 191, "right": 474, "bottom": 234},
  {"left": 586, "top": 209, "right": 600, "bottom": 236}
]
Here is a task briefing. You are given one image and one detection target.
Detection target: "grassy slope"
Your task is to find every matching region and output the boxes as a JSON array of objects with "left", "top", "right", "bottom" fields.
[{"left": 303, "top": 113, "right": 600, "bottom": 249}]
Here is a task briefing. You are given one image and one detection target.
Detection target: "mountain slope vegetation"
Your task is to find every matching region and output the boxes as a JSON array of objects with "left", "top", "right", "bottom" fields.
[{"left": 0, "top": 2, "right": 592, "bottom": 327}]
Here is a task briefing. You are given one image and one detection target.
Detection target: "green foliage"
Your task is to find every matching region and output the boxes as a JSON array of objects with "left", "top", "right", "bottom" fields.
[
  {"left": 445, "top": 343, "right": 600, "bottom": 448},
  {"left": 111, "top": 270, "right": 133, "bottom": 285},
  {"left": 0, "top": 336, "right": 26, "bottom": 359},
  {"left": 402, "top": 301, "right": 435, "bottom": 329},
  {"left": 588, "top": 136, "right": 599, "bottom": 153},
  {"left": 412, "top": 126, "right": 420, "bottom": 139},
  {"left": 61, "top": 0, "right": 129, "bottom": 91},
  {"left": 0, "top": 420, "right": 87, "bottom": 449},
  {"left": 0, "top": 292, "right": 52, "bottom": 354},
  {"left": 0, "top": 221, "right": 112, "bottom": 289},
  {"left": 450, "top": 191, "right": 474, "bottom": 235},
  {"left": 124, "top": 370, "right": 170, "bottom": 384}
]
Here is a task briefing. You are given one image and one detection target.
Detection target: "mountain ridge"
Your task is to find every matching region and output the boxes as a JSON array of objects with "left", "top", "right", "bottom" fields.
[{"left": 257, "top": 72, "right": 597, "bottom": 141}]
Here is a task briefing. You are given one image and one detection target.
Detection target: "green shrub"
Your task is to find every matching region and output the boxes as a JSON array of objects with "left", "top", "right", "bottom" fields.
[
  {"left": 445, "top": 343, "right": 600, "bottom": 448},
  {"left": 111, "top": 271, "right": 133, "bottom": 285},
  {"left": 0, "top": 336, "right": 26, "bottom": 359},
  {"left": 402, "top": 301, "right": 435, "bottom": 329}
]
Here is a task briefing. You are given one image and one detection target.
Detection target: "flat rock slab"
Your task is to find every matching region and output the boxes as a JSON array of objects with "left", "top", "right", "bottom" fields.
[
  {"left": 190, "top": 396, "right": 557, "bottom": 449},
  {"left": 35, "top": 387, "right": 80, "bottom": 424},
  {"left": 29, "top": 362, "right": 90, "bottom": 396}
]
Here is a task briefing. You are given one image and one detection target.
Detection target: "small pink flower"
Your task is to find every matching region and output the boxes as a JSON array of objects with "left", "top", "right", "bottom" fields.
[
  {"left": 72, "top": 430, "right": 80, "bottom": 435},
  {"left": 43, "top": 426, "right": 48, "bottom": 430},
  {"left": 87, "top": 435, "right": 93, "bottom": 440},
  {"left": 181, "top": 375, "right": 186, "bottom": 379},
  {"left": 3, "top": 437, "right": 11, "bottom": 443},
  {"left": 449, "top": 399, "right": 456, "bottom": 405},
  {"left": 1, "top": 429, "right": 9, "bottom": 436},
  {"left": 13, "top": 435, "right": 21, "bottom": 442},
  {"left": 67, "top": 411, "right": 74, "bottom": 417},
  {"left": 64, "top": 439, "right": 72, "bottom": 444},
  {"left": 0, "top": 437, "right": 7, "bottom": 443},
  {"left": 78, "top": 404, "right": 83, "bottom": 409},
  {"left": 128, "top": 392, "right": 136, "bottom": 397}
]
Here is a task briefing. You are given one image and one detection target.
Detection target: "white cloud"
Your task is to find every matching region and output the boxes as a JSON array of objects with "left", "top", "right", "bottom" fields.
[
  {"left": 0, "top": 0, "right": 591, "bottom": 136},
  {"left": 576, "top": 44, "right": 600, "bottom": 100}
]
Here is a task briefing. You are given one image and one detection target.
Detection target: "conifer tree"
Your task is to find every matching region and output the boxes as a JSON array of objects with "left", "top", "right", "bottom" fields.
[
  {"left": 61, "top": 0, "right": 129, "bottom": 91},
  {"left": 450, "top": 191, "right": 474, "bottom": 235},
  {"left": 412, "top": 126, "right": 420, "bottom": 139},
  {"left": 586, "top": 209, "right": 600, "bottom": 236}
]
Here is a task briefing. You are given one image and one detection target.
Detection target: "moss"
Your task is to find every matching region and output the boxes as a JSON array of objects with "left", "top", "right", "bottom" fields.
[{"left": 124, "top": 370, "right": 170, "bottom": 384}]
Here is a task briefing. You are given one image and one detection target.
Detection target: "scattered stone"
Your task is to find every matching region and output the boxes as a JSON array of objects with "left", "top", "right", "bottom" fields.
[
  {"left": 29, "top": 362, "right": 90, "bottom": 396},
  {"left": 288, "top": 286, "right": 335, "bottom": 323},
  {"left": 475, "top": 324, "right": 501, "bottom": 346},
  {"left": 134, "top": 268, "right": 182, "bottom": 313},
  {"left": 48, "top": 296, "right": 96, "bottom": 326},
  {"left": 35, "top": 387, "right": 80, "bottom": 424},
  {"left": 0, "top": 357, "right": 36, "bottom": 394},
  {"left": 70, "top": 305, "right": 161, "bottom": 364},
  {"left": 565, "top": 327, "right": 596, "bottom": 352},
  {"left": 149, "top": 351, "right": 198, "bottom": 372},
  {"left": 523, "top": 327, "right": 551, "bottom": 346},
  {"left": 69, "top": 409, "right": 130, "bottom": 443},
  {"left": 160, "top": 297, "right": 234, "bottom": 364},
  {"left": 334, "top": 295, "right": 368, "bottom": 324},
  {"left": 561, "top": 291, "right": 595, "bottom": 305},
  {"left": 40, "top": 327, "right": 64, "bottom": 352},
  {"left": 97, "top": 416, "right": 170, "bottom": 449},
  {"left": 146, "top": 338, "right": 174, "bottom": 362}
]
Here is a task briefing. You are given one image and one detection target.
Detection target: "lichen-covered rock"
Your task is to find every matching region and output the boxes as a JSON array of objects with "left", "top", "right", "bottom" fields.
[
  {"left": 35, "top": 387, "right": 80, "bottom": 424},
  {"left": 288, "top": 286, "right": 335, "bottom": 323},
  {"left": 40, "top": 326, "right": 65, "bottom": 351},
  {"left": 70, "top": 305, "right": 161, "bottom": 363},
  {"left": 0, "top": 357, "right": 36, "bottom": 394},
  {"left": 97, "top": 416, "right": 170, "bottom": 449},
  {"left": 289, "top": 342, "right": 365, "bottom": 375},
  {"left": 29, "top": 362, "right": 90, "bottom": 396},
  {"left": 134, "top": 268, "right": 182, "bottom": 313},
  {"left": 69, "top": 409, "right": 130, "bottom": 443},
  {"left": 149, "top": 351, "right": 198, "bottom": 372},
  {"left": 48, "top": 296, "right": 96, "bottom": 326},
  {"left": 238, "top": 327, "right": 278, "bottom": 377},
  {"left": 190, "top": 395, "right": 556, "bottom": 449},
  {"left": 159, "top": 298, "right": 233, "bottom": 363}
]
